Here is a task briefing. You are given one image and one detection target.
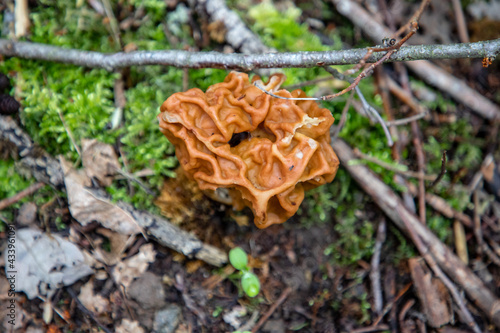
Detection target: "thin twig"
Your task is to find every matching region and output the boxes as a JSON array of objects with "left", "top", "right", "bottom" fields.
[
  {"left": 411, "top": 121, "right": 426, "bottom": 224},
  {"left": 324, "top": 66, "right": 392, "bottom": 145},
  {"left": 347, "top": 21, "right": 418, "bottom": 75},
  {"left": 407, "top": 182, "right": 472, "bottom": 228},
  {"left": 372, "top": 283, "right": 413, "bottom": 326},
  {"left": 251, "top": 287, "right": 292, "bottom": 333},
  {"left": 0, "top": 38, "right": 499, "bottom": 71},
  {"left": 331, "top": 91, "right": 354, "bottom": 139},
  {"left": 385, "top": 112, "right": 428, "bottom": 126},
  {"left": 393, "top": 0, "right": 431, "bottom": 38},
  {"left": 101, "top": 0, "right": 122, "bottom": 48},
  {"left": 355, "top": 86, "right": 394, "bottom": 146},
  {"left": 353, "top": 148, "right": 436, "bottom": 180},
  {"left": 427, "top": 151, "right": 447, "bottom": 190},
  {"left": 385, "top": 75, "right": 427, "bottom": 116},
  {"left": 370, "top": 219, "right": 386, "bottom": 315},
  {"left": 113, "top": 167, "right": 156, "bottom": 196},
  {"left": 58, "top": 111, "right": 81, "bottom": 157},
  {"left": 351, "top": 324, "right": 390, "bottom": 333},
  {"left": 66, "top": 287, "right": 113, "bottom": 333},
  {"left": 474, "top": 190, "right": 500, "bottom": 266},
  {"left": 0, "top": 182, "right": 45, "bottom": 211},
  {"left": 272, "top": 21, "right": 411, "bottom": 111},
  {"left": 451, "top": 0, "right": 470, "bottom": 43}
]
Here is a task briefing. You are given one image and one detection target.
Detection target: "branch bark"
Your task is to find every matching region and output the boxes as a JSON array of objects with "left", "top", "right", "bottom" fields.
[{"left": 0, "top": 38, "right": 498, "bottom": 72}]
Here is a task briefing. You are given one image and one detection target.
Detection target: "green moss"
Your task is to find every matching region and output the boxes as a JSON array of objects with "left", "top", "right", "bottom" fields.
[
  {"left": 0, "top": 160, "right": 32, "bottom": 198},
  {"left": 324, "top": 210, "right": 375, "bottom": 267},
  {"left": 0, "top": 1, "right": 180, "bottom": 213},
  {"left": 248, "top": 2, "right": 329, "bottom": 52},
  {"left": 0, "top": 159, "right": 60, "bottom": 228}
]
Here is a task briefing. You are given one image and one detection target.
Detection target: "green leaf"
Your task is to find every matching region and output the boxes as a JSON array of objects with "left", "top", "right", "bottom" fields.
[
  {"left": 229, "top": 247, "right": 248, "bottom": 271},
  {"left": 241, "top": 272, "right": 260, "bottom": 298}
]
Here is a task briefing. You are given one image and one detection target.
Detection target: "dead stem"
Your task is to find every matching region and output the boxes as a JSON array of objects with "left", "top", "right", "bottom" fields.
[
  {"left": 353, "top": 148, "right": 436, "bottom": 181},
  {"left": 385, "top": 112, "right": 428, "bottom": 127},
  {"left": 0, "top": 182, "right": 45, "bottom": 211},
  {"left": 427, "top": 151, "right": 447, "bottom": 190},
  {"left": 393, "top": 0, "right": 431, "bottom": 38},
  {"left": 58, "top": 111, "right": 81, "bottom": 157},
  {"left": 331, "top": 90, "right": 354, "bottom": 140},
  {"left": 251, "top": 287, "right": 292, "bottom": 333},
  {"left": 370, "top": 219, "right": 386, "bottom": 315}
]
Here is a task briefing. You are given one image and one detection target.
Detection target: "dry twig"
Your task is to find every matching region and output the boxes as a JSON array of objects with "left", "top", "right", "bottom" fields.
[
  {"left": 0, "top": 182, "right": 45, "bottom": 211},
  {"left": 370, "top": 219, "right": 386, "bottom": 315},
  {"left": 352, "top": 148, "right": 436, "bottom": 181},
  {"left": 251, "top": 287, "right": 292, "bottom": 333},
  {"left": 0, "top": 38, "right": 498, "bottom": 72}
]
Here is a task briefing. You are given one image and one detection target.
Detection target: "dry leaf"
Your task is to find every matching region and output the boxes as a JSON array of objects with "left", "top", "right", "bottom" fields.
[
  {"left": 60, "top": 157, "right": 143, "bottom": 235},
  {"left": 3, "top": 228, "right": 93, "bottom": 299},
  {"left": 81, "top": 139, "right": 120, "bottom": 187},
  {"left": 116, "top": 319, "right": 145, "bottom": 333},
  {"left": 409, "top": 258, "right": 451, "bottom": 327},
  {"left": 93, "top": 228, "right": 134, "bottom": 266},
  {"left": 112, "top": 243, "right": 156, "bottom": 290},
  {"left": 78, "top": 279, "right": 110, "bottom": 314}
]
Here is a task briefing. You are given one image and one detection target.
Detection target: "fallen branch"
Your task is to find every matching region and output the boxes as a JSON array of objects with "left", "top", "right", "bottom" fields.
[
  {"left": 0, "top": 115, "right": 227, "bottom": 267},
  {"left": 192, "top": 0, "right": 271, "bottom": 54},
  {"left": 331, "top": 138, "right": 500, "bottom": 328},
  {"left": 0, "top": 38, "right": 498, "bottom": 72}
]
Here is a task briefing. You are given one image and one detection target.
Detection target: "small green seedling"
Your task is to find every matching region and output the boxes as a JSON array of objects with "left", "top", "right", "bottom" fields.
[{"left": 229, "top": 247, "right": 260, "bottom": 298}]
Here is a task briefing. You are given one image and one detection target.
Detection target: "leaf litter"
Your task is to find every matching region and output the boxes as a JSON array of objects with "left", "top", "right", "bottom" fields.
[{"left": 3, "top": 228, "right": 93, "bottom": 299}]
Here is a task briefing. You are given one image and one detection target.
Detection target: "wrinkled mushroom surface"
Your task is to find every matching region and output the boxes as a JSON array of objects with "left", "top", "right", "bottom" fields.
[{"left": 159, "top": 72, "right": 339, "bottom": 228}]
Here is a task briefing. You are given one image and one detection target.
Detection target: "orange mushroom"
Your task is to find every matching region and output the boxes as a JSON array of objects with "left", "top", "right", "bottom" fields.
[{"left": 158, "top": 71, "right": 339, "bottom": 228}]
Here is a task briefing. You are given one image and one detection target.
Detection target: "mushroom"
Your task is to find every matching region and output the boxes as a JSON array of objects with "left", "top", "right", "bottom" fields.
[{"left": 158, "top": 72, "right": 339, "bottom": 228}]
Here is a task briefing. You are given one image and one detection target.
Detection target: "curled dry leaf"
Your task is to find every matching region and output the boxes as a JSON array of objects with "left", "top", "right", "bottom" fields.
[
  {"left": 60, "top": 157, "right": 143, "bottom": 235},
  {"left": 81, "top": 139, "right": 121, "bottom": 187},
  {"left": 78, "top": 279, "right": 110, "bottom": 315},
  {"left": 3, "top": 228, "right": 93, "bottom": 299},
  {"left": 112, "top": 243, "right": 156, "bottom": 291}
]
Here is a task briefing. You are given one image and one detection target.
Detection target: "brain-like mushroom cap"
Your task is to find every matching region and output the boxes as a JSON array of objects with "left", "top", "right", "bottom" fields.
[{"left": 158, "top": 71, "right": 339, "bottom": 228}]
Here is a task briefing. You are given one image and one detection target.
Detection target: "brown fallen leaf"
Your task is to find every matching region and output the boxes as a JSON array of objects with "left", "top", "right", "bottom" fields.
[
  {"left": 60, "top": 157, "right": 143, "bottom": 235},
  {"left": 81, "top": 139, "right": 120, "bottom": 187},
  {"left": 78, "top": 279, "right": 110, "bottom": 314},
  {"left": 116, "top": 319, "right": 145, "bottom": 333},
  {"left": 112, "top": 243, "right": 156, "bottom": 291},
  {"left": 409, "top": 257, "right": 451, "bottom": 328},
  {"left": 93, "top": 228, "right": 135, "bottom": 266}
]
